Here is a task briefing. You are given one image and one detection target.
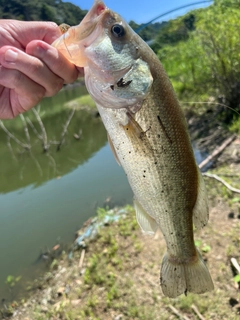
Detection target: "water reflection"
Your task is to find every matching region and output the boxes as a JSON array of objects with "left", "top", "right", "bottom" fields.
[
  {"left": 0, "top": 85, "right": 209, "bottom": 302},
  {"left": 0, "top": 109, "right": 105, "bottom": 194},
  {"left": 0, "top": 87, "right": 133, "bottom": 301}
]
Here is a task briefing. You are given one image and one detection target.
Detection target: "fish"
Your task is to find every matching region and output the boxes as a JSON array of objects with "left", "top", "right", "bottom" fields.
[{"left": 52, "top": 0, "right": 214, "bottom": 298}]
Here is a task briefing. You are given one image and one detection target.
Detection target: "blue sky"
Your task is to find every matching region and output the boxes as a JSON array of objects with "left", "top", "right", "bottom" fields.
[{"left": 64, "top": 0, "right": 213, "bottom": 24}]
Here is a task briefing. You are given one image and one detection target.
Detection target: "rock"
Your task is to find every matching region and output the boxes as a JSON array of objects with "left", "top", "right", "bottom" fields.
[
  {"left": 41, "top": 299, "right": 48, "bottom": 306},
  {"left": 41, "top": 306, "right": 48, "bottom": 313},
  {"left": 80, "top": 268, "right": 86, "bottom": 276},
  {"left": 71, "top": 299, "right": 81, "bottom": 306},
  {"left": 114, "top": 315, "right": 123, "bottom": 320},
  {"left": 59, "top": 267, "right": 67, "bottom": 274}
]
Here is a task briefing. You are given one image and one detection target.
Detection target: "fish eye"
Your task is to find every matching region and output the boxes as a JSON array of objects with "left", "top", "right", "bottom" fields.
[{"left": 111, "top": 24, "right": 125, "bottom": 38}]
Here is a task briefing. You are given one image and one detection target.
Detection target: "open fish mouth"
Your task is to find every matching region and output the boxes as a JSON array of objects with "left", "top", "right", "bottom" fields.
[{"left": 52, "top": 1, "right": 111, "bottom": 67}]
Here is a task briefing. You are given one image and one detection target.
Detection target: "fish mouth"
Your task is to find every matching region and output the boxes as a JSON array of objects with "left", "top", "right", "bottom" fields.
[{"left": 52, "top": 1, "right": 110, "bottom": 67}]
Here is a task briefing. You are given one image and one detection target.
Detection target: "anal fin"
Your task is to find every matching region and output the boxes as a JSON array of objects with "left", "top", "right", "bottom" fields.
[
  {"left": 134, "top": 198, "right": 158, "bottom": 235},
  {"left": 193, "top": 169, "right": 209, "bottom": 230}
]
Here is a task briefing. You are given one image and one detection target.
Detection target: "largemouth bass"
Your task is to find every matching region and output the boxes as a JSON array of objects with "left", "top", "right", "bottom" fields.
[{"left": 53, "top": 0, "right": 214, "bottom": 298}]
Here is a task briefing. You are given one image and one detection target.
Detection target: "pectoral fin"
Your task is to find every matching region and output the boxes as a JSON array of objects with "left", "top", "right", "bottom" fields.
[
  {"left": 122, "top": 112, "right": 152, "bottom": 155},
  {"left": 192, "top": 169, "right": 209, "bottom": 230},
  {"left": 107, "top": 133, "right": 121, "bottom": 166},
  {"left": 134, "top": 198, "right": 158, "bottom": 234},
  {"left": 122, "top": 112, "right": 144, "bottom": 140}
]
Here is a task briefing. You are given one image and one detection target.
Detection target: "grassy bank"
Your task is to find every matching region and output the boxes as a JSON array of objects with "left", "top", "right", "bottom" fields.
[{"left": 3, "top": 140, "right": 240, "bottom": 319}]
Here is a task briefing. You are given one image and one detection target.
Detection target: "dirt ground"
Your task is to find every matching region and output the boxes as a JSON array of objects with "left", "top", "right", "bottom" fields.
[{"left": 1, "top": 116, "right": 240, "bottom": 320}]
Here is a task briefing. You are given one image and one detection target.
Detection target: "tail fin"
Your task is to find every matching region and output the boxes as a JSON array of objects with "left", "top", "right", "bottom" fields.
[{"left": 160, "top": 249, "right": 214, "bottom": 298}]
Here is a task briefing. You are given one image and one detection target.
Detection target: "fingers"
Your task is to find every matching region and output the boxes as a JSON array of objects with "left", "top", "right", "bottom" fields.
[
  {"left": 26, "top": 40, "right": 81, "bottom": 83},
  {"left": 1, "top": 20, "right": 62, "bottom": 46},
  {"left": 0, "top": 45, "right": 65, "bottom": 97},
  {"left": 0, "top": 66, "right": 46, "bottom": 118}
]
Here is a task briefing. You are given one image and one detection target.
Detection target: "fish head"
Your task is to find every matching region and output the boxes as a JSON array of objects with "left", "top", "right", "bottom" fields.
[{"left": 53, "top": 0, "right": 153, "bottom": 109}]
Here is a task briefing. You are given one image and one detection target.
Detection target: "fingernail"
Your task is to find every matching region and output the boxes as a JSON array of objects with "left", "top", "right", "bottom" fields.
[
  {"left": 35, "top": 43, "right": 48, "bottom": 56},
  {"left": 5, "top": 49, "right": 18, "bottom": 62}
]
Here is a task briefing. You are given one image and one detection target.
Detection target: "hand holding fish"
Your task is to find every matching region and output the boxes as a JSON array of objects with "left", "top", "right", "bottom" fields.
[{"left": 0, "top": 20, "right": 82, "bottom": 119}]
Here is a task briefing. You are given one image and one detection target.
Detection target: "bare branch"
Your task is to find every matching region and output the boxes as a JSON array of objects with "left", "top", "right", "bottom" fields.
[
  {"left": 0, "top": 120, "right": 30, "bottom": 150},
  {"left": 199, "top": 135, "right": 236, "bottom": 170},
  {"left": 191, "top": 304, "right": 205, "bottom": 320},
  {"left": 46, "top": 153, "right": 58, "bottom": 176},
  {"left": 6, "top": 136, "right": 17, "bottom": 162},
  {"left": 168, "top": 305, "right": 191, "bottom": 320},
  {"left": 19, "top": 114, "right": 31, "bottom": 145},
  {"left": 26, "top": 116, "right": 42, "bottom": 140},
  {"left": 231, "top": 257, "right": 240, "bottom": 274},
  {"left": 203, "top": 173, "right": 240, "bottom": 194},
  {"left": 57, "top": 108, "right": 75, "bottom": 151},
  {"left": 32, "top": 107, "right": 49, "bottom": 152},
  {"left": 29, "top": 151, "right": 43, "bottom": 177},
  {"left": 78, "top": 249, "right": 85, "bottom": 270}
]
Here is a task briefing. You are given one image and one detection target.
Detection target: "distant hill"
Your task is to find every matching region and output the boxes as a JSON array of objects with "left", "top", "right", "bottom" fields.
[
  {"left": 0, "top": 0, "right": 87, "bottom": 25},
  {"left": 0, "top": 0, "right": 167, "bottom": 42},
  {"left": 129, "top": 20, "right": 168, "bottom": 42}
]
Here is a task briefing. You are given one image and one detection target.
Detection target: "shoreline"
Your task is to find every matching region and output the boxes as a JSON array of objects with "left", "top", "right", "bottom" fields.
[{"left": 1, "top": 119, "right": 240, "bottom": 319}]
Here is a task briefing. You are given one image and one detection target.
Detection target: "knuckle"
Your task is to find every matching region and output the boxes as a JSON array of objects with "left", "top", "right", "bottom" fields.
[
  {"left": 45, "top": 78, "right": 64, "bottom": 97},
  {"left": 64, "top": 68, "right": 79, "bottom": 84},
  {"left": 35, "top": 86, "right": 46, "bottom": 101},
  {"left": 28, "top": 60, "right": 43, "bottom": 75},
  {"left": 9, "top": 69, "right": 24, "bottom": 86}
]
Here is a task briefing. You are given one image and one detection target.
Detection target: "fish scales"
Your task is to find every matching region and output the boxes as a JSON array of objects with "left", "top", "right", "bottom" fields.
[
  {"left": 100, "top": 76, "right": 198, "bottom": 259},
  {"left": 53, "top": 0, "right": 214, "bottom": 297}
]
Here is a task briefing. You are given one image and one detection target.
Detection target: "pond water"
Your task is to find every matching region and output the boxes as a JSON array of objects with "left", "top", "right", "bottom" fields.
[{"left": 0, "top": 85, "right": 208, "bottom": 302}]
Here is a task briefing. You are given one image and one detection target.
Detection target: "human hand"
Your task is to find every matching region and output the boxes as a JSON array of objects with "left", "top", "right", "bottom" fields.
[{"left": 0, "top": 20, "right": 83, "bottom": 119}]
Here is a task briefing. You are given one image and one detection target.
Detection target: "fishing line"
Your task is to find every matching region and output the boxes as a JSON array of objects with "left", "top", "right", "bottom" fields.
[
  {"left": 181, "top": 101, "right": 240, "bottom": 117},
  {"left": 63, "top": 32, "right": 72, "bottom": 59}
]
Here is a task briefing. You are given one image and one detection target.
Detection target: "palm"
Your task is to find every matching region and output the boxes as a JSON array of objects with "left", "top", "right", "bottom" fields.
[{"left": 0, "top": 85, "right": 29, "bottom": 118}]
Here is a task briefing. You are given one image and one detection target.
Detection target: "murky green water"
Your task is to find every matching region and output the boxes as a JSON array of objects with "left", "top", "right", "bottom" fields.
[
  {"left": 0, "top": 85, "right": 132, "bottom": 302},
  {"left": 0, "top": 85, "right": 208, "bottom": 302}
]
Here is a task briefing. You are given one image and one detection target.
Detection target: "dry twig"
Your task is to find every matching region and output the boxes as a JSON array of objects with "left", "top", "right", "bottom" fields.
[
  {"left": 199, "top": 134, "right": 236, "bottom": 170},
  {"left": 231, "top": 258, "right": 240, "bottom": 274},
  {"left": 203, "top": 173, "right": 240, "bottom": 194},
  {"left": 0, "top": 120, "right": 30, "bottom": 150},
  {"left": 26, "top": 116, "right": 43, "bottom": 140},
  {"left": 57, "top": 108, "right": 75, "bottom": 151},
  {"left": 20, "top": 114, "right": 31, "bottom": 145},
  {"left": 32, "top": 107, "right": 49, "bottom": 151},
  {"left": 168, "top": 305, "right": 190, "bottom": 320},
  {"left": 191, "top": 304, "right": 205, "bottom": 320},
  {"left": 78, "top": 249, "right": 85, "bottom": 270}
]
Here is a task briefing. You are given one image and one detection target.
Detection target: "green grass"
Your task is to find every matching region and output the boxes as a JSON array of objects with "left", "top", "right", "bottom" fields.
[{"left": 65, "top": 94, "right": 96, "bottom": 110}]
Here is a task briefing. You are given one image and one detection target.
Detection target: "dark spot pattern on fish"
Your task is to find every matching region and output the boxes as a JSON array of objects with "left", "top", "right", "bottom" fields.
[
  {"left": 117, "top": 78, "right": 132, "bottom": 88},
  {"left": 157, "top": 115, "right": 172, "bottom": 144}
]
